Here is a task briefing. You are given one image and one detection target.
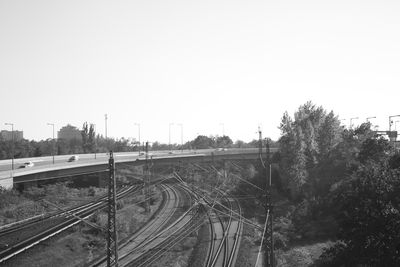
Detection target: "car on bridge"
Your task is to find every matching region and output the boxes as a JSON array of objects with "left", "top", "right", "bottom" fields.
[
  {"left": 18, "top": 161, "right": 34, "bottom": 168},
  {"left": 68, "top": 155, "right": 79, "bottom": 162}
]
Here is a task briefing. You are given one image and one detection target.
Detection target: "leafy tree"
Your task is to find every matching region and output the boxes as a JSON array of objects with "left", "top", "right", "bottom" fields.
[
  {"left": 234, "top": 140, "right": 245, "bottom": 148},
  {"left": 317, "top": 111, "right": 342, "bottom": 161},
  {"left": 88, "top": 123, "right": 95, "bottom": 152},
  {"left": 358, "top": 136, "right": 390, "bottom": 163},
  {"left": 151, "top": 141, "right": 169, "bottom": 151},
  {"left": 319, "top": 161, "right": 400, "bottom": 266},
  {"left": 389, "top": 153, "right": 400, "bottom": 169},
  {"left": 215, "top": 135, "right": 233, "bottom": 148},
  {"left": 278, "top": 102, "right": 342, "bottom": 199},
  {"left": 191, "top": 135, "right": 215, "bottom": 149}
]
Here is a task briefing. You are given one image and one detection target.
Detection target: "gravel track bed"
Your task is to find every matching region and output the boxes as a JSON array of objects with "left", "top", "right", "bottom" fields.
[{"left": 0, "top": 216, "right": 67, "bottom": 247}]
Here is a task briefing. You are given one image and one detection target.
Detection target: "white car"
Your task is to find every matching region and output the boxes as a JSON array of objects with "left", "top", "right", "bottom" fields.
[{"left": 19, "top": 161, "right": 34, "bottom": 168}]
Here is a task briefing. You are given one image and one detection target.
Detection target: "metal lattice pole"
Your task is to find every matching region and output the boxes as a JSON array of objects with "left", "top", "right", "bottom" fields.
[
  {"left": 145, "top": 142, "right": 151, "bottom": 213},
  {"left": 258, "top": 127, "right": 263, "bottom": 159},
  {"left": 107, "top": 151, "right": 118, "bottom": 267},
  {"left": 264, "top": 140, "right": 274, "bottom": 267},
  {"left": 264, "top": 139, "right": 275, "bottom": 267}
]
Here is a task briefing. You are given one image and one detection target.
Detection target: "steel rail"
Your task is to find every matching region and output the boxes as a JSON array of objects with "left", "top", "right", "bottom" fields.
[
  {"left": 117, "top": 185, "right": 195, "bottom": 267},
  {"left": 90, "top": 184, "right": 176, "bottom": 267},
  {"left": 0, "top": 185, "right": 138, "bottom": 263}
]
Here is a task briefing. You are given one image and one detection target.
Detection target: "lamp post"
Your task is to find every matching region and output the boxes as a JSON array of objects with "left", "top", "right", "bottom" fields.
[
  {"left": 366, "top": 116, "right": 376, "bottom": 122},
  {"left": 178, "top": 123, "right": 183, "bottom": 152},
  {"left": 350, "top": 117, "right": 359, "bottom": 129},
  {"left": 389, "top": 115, "right": 400, "bottom": 132},
  {"left": 104, "top": 114, "right": 108, "bottom": 139},
  {"left": 5, "top": 123, "right": 14, "bottom": 170},
  {"left": 47, "top": 123, "right": 55, "bottom": 164},
  {"left": 135, "top": 123, "right": 141, "bottom": 154},
  {"left": 219, "top": 123, "right": 225, "bottom": 136},
  {"left": 169, "top": 123, "right": 174, "bottom": 151}
]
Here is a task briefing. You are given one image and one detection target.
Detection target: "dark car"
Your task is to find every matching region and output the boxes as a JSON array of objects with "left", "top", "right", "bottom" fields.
[
  {"left": 68, "top": 155, "right": 79, "bottom": 162},
  {"left": 18, "top": 161, "right": 34, "bottom": 168}
]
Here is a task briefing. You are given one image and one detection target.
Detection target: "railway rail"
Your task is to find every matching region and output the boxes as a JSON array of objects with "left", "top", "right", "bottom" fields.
[
  {"left": 176, "top": 170, "right": 243, "bottom": 267},
  {"left": 0, "top": 185, "right": 142, "bottom": 264},
  {"left": 90, "top": 183, "right": 190, "bottom": 267}
]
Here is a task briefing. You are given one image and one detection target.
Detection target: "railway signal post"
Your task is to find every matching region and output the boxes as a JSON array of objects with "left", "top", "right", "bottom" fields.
[{"left": 107, "top": 151, "right": 119, "bottom": 267}]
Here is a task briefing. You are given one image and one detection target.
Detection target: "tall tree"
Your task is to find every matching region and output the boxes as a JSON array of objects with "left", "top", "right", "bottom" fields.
[
  {"left": 81, "top": 122, "right": 89, "bottom": 153},
  {"left": 320, "top": 160, "right": 400, "bottom": 266},
  {"left": 278, "top": 102, "right": 342, "bottom": 199}
]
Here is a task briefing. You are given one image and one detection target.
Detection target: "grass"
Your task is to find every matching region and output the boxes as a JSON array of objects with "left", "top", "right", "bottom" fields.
[
  {"left": 275, "top": 241, "right": 334, "bottom": 267},
  {"left": 2, "top": 185, "right": 161, "bottom": 267}
]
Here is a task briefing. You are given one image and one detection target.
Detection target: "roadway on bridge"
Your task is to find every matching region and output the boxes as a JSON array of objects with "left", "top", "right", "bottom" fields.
[
  {"left": 0, "top": 150, "right": 201, "bottom": 173},
  {"left": 0, "top": 148, "right": 264, "bottom": 173}
]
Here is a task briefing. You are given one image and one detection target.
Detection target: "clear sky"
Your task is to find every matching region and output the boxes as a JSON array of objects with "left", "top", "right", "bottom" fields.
[{"left": 1, "top": 0, "right": 399, "bottom": 143}]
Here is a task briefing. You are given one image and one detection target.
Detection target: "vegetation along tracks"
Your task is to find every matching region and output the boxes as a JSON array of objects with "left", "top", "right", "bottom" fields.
[{"left": 0, "top": 185, "right": 141, "bottom": 264}]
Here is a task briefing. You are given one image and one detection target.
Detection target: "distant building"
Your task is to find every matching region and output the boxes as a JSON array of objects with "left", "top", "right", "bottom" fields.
[
  {"left": 0, "top": 130, "right": 24, "bottom": 141},
  {"left": 58, "top": 124, "right": 82, "bottom": 141}
]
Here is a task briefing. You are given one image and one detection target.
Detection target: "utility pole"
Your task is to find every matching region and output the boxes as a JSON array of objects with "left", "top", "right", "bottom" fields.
[{"left": 107, "top": 151, "right": 118, "bottom": 267}]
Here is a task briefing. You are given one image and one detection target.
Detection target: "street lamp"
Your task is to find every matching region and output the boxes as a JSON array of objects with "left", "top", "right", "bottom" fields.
[
  {"left": 4, "top": 123, "right": 14, "bottom": 170},
  {"left": 177, "top": 123, "right": 183, "bottom": 152},
  {"left": 134, "top": 123, "right": 141, "bottom": 154},
  {"left": 219, "top": 123, "right": 225, "bottom": 136},
  {"left": 104, "top": 114, "right": 108, "bottom": 139},
  {"left": 47, "top": 123, "right": 55, "bottom": 164},
  {"left": 389, "top": 115, "right": 400, "bottom": 132},
  {"left": 366, "top": 116, "right": 376, "bottom": 122},
  {"left": 169, "top": 123, "right": 174, "bottom": 151},
  {"left": 349, "top": 117, "right": 359, "bottom": 129}
]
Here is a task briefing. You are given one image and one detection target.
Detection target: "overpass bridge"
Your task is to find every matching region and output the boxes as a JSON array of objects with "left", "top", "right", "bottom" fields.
[{"left": 0, "top": 148, "right": 278, "bottom": 189}]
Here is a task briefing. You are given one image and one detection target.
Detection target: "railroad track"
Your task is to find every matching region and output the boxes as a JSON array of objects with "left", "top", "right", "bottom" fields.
[
  {"left": 202, "top": 190, "right": 242, "bottom": 267},
  {"left": 165, "top": 171, "right": 244, "bottom": 267},
  {"left": 90, "top": 183, "right": 189, "bottom": 267},
  {"left": 177, "top": 170, "right": 243, "bottom": 267},
  {"left": 0, "top": 185, "right": 142, "bottom": 264},
  {"left": 116, "top": 184, "right": 197, "bottom": 267}
]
